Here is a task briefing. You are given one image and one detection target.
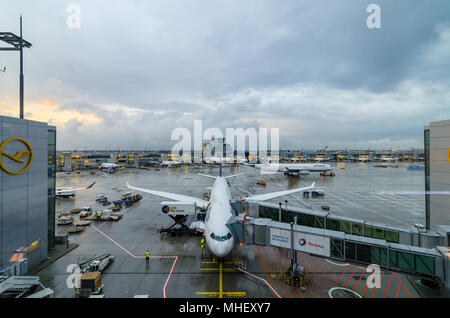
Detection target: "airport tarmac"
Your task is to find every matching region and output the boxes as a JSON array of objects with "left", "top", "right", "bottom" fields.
[{"left": 38, "top": 162, "right": 426, "bottom": 298}]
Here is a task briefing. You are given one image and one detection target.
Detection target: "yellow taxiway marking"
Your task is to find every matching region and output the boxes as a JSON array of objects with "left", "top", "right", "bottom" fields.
[
  {"left": 201, "top": 258, "right": 217, "bottom": 264},
  {"left": 197, "top": 259, "right": 244, "bottom": 298},
  {"left": 201, "top": 268, "right": 235, "bottom": 272},
  {"left": 219, "top": 261, "right": 223, "bottom": 298},
  {"left": 201, "top": 259, "right": 234, "bottom": 265},
  {"left": 196, "top": 292, "right": 246, "bottom": 297}
]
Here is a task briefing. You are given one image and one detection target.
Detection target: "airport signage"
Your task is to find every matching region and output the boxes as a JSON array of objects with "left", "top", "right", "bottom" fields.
[
  {"left": 294, "top": 232, "right": 330, "bottom": 257},
  {"left": 160, "top": 202, "right": 196, "bottom": 216},
  {"left": 269, "top": 228, "right": 331, "bottom": 257},
  {"left": 0, "top": 137, "right": 33, "bottom": 175},
  {"left": 269, "top": 228, "right": 291, "bottom": 249}
]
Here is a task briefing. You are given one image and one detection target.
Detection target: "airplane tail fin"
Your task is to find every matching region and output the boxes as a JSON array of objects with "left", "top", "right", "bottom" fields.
[
  {"left": 86, "top": 182, "right": 96, "bottom": 189},
  {"left": 198, "top": 174, "right": 217, "bottom": 179}
]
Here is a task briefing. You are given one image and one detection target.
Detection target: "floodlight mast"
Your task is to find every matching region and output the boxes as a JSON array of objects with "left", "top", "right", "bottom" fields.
[
  {"left": 0, "top": 15, "right": 32, "bottom": 119},
  {"left": 19, "top": 15, "right": 24, "bottom": 119}
]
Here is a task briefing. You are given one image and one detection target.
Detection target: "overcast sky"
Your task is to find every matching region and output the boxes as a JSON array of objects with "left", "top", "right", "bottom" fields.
[{"left": 1, "top": 0, "right": 449, "bottom": 151}]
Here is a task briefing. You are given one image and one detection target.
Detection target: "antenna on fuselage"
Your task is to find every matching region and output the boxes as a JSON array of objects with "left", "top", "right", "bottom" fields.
[{"left": 219, "top": 163, "right": 223, "bottom": 177}]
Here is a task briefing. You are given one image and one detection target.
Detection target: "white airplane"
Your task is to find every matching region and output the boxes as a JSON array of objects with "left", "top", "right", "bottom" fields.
[
  {"left": 56, "top": 182, "right": 96, "bottom": 198},
  {"left": 161, "top": 160, "right": 182, "bottom": 167},
  {"left": 380, "top": 157, "right": 398, "bottom": 162},
  {"left": 127, "top": 168, "right": 315, "bottom": 258},
  {"left": 204, "top": 156, "right": 235, "bottom": 165},
  {"left": 100, "top": 162, "right": 120, "bottom": 172},
  {"left": 249, "top": 163, "right": 334, "bottom": 177}
]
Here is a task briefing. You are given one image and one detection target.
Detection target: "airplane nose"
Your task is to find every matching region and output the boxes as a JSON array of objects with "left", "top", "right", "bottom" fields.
[{"left": 212, "top": 241, "right": 234, "bottom": 258}]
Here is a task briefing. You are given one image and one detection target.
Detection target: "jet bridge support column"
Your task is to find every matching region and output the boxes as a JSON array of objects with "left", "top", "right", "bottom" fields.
[
  {"left": 278, "top": 203, "right": 282, "bottom": 222},
  {"left": 290, "top": 216, "right": 298, "bottom": 268}
]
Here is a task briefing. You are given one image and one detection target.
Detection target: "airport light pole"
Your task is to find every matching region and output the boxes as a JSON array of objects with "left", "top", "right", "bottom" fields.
[
  {"left": 278, "top": 202, "right": 282, "bottom": 222},
  {"left": 0, "top": 16, "right": 32, "bottom": 119}
]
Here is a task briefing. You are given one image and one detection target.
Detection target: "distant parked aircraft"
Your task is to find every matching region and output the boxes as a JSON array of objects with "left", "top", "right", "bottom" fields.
[{"left": 56, "top": 182, "right": 96, "bottom": 198}]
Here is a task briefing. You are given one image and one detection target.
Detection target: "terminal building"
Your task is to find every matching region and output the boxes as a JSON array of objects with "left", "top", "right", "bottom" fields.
[
  {"left": 0, "top": 115, "right": 56, "bottom": 272},
  {"left": 425, "top": 120, "right": 450, "bottom": 232}
]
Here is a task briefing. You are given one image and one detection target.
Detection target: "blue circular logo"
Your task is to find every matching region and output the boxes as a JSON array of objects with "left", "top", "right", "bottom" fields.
[
  {"left": 299, "top": 239, "right": 306, "bottom": 246},
  {"left": 162, "top": 205, "right": 170, "bottom": 214}
]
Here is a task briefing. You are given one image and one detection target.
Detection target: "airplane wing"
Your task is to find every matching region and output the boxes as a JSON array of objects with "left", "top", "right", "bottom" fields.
[
  {"left": 224, "top": 173, "right": 243, "bottom": 179},
  {"left": 285, "top": 167, "right": 302, "bottom": 173},
  {"left": 126, "top": 182, "right": 209, "bottom": 209},
  {"left": 189, "top": 221, "right": 206, "bottom": 232},
  {"left": 64, "top": 182, "right": 96, "bottom": 192},
  {"left": 244, "top": 182, "right": 315, "bottom": 202},
  {"left": 198, "top": 173, "right": 217, "bottom": 179}
]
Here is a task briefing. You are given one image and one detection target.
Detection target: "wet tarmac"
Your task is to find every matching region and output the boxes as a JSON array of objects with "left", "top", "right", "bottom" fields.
[{"left": 38, "top": 162, "right": 426, "bottom": 298}]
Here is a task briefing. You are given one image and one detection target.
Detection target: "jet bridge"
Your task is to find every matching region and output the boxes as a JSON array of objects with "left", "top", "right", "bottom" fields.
[
  {"left": 0, "top": 275, "right": 53, "bottom": 298},
  {"left": 226, "top": 215, "right": 450, "bottom": 292}
]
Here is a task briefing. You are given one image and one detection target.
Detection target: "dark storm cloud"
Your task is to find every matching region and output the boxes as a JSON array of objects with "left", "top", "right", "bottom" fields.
[{"left": 0, "top": 0, "right": 449, "bottom": 149}]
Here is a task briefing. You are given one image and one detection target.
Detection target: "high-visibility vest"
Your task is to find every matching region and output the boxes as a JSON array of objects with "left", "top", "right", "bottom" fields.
[
  {"left": 200, "top": 238, "right": 204, "bottom": 244},
  {"left": 145, "top": 252, "right": 150, "bottom": 258}
]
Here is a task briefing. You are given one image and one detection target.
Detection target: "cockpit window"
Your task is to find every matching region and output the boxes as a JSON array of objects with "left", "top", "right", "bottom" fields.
[{"left": 210, "top": 232, "right": 232, "bottom": 242}]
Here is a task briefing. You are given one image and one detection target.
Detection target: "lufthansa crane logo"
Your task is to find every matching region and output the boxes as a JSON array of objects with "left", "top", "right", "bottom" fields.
[
  {"left": 162, "top": 205, "right": 171, "bottom": 214},
  {"left": 0, "top": 138, "right": 33, "bottom": 175}
]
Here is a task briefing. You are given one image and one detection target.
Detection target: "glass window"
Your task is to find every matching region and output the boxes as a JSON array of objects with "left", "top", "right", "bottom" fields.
[
  {"left": 397, "top": 251, "right": 415, "bottom": 272},
  {"left": 356, "top": 244, "right": 372, "bottom": 264},
  {"left": 315, "top": 216, "right": 325, "bottom": 229},
  {"left": 385, "top": 230, "right": 399, "bottom": 243},
  {"left": 389, "top": 250, "right": 398, "bottom": 268},
  {"left": 259, "top": 206, "right": 278, "bottom": 221},
  {"left": 281, "top": 210, "right": 295, "bottom": 224},
  {"left": 374, "top": 247, "right": 388, "bottom": 267},
  {"left": 345, "top": 242, "right": 356, "bottom": 261},
  {"left": 47, "top": 196, "right": 55, "bottom": 249},
  {"left": 331, "top": 239, "right": 344, "bottom": 259},
  {"left": 415, "top": 255, "right": 435, "bottom": 276},
  {"left": 372, "top": 227, "right": 385, "bottom": 240},
  {"left": 326, "top": 219, "right": 340, "bottom": 232},
  {"left": 363, "top": 225, "right": 372, "bottom": 238},
  {"left": 340, "top": 221, "right": 351, "bottom": 234},
  {"left": 301, "top": 214, "right": 315, "bottom": 228},
  {"left": 352, "top": 223, "right": 362, "bottom": 236}
]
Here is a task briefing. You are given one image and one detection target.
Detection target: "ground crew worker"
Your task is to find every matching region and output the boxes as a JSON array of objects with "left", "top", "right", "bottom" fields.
[
  {"left": 200, "top": 237, "right": 205, "bottom": 259},
  {"left": 145, "top": 249, "right": 150, "bottom": 264}
]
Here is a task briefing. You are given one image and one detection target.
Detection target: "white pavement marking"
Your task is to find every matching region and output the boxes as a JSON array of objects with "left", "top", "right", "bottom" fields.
[
  {"left": 90, "top": 223, "right": 179, "bottom": 298},
  {"left": 326, "top": 259, "right": 349, "bottom": 267},
  {"left": 163, "top": 256, "right": 179, "bottom": 298}
]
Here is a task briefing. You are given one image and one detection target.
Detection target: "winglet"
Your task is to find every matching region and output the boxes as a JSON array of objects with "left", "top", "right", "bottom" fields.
[
  {"left": 198, "top": 174, "right": 217, "bottom": 179},
  {"left": 86, "top": 182, "right": 96, "bottom": 189}
]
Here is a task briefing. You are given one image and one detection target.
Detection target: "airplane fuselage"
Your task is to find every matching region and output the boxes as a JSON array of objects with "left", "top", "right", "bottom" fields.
[
  {"left": 255, "top": 163, "right": 333, "bottom": 175},
  {"left": 55, "top": 189, "right": 76, "bottom": 198},
  {"left": 203, "top": 177, "right": 235, "bottom": 258}
]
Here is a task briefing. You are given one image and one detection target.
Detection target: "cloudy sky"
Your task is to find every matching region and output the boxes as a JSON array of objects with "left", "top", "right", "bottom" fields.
[{"left": 1, "top": 0, "right": 449, "bottom": 151}]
